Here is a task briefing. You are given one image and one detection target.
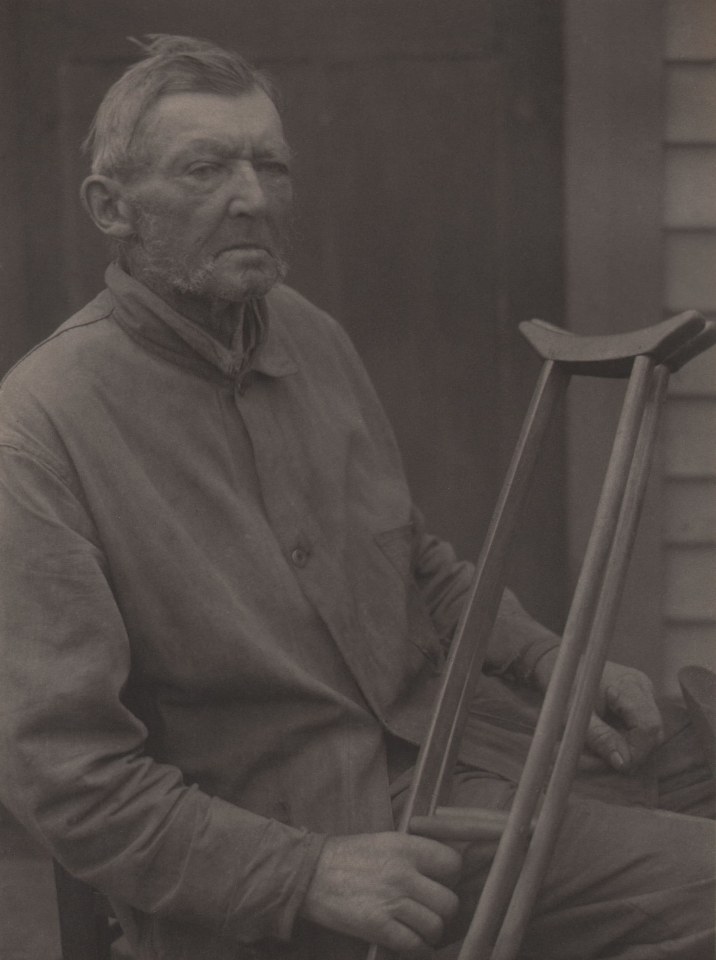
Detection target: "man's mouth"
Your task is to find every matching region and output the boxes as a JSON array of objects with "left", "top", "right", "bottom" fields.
[{"left": 219, "top": 243, "right": 271, "bottom": 255}]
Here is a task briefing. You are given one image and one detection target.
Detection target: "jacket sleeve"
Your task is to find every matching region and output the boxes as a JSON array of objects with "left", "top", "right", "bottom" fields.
[
  {"left": 0, "top": 443, "right": 324, "bottom": 944},
  {"left": 410, "top": 508, "right": 560, "bottom": 682}
]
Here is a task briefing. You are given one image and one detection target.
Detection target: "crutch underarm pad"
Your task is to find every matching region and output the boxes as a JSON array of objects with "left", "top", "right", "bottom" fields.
[{"left": 519, "top": 311, "right": 707, "bottom": 377}]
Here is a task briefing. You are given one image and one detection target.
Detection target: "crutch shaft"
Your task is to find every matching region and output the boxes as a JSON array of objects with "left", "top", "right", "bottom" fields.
[
  {"left": 399, "top": 361, "right": 568, "bottom": 825},
  {"left": 457, "top": 354, "right": 656, "bottom": 960},
  {"left": 367, "top": 363, "right": 567, "bottom": 960},
  {"left": 491, "top": 363, "right": 671, "bottom": 960}
]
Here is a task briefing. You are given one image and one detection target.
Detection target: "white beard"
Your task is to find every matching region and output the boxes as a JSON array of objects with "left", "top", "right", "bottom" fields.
[{"left": 127, "top": 204, "right": 290, "bottom": 303}]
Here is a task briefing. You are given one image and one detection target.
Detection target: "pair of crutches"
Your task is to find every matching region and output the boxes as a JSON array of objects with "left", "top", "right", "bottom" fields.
[{"left": 369, "top": 311, "right": 716, "bottom": 960}]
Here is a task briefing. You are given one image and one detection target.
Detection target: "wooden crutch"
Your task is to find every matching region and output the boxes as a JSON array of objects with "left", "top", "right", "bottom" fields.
[{"left": 368, "top": 311, "right": 716, "bottom": 960}]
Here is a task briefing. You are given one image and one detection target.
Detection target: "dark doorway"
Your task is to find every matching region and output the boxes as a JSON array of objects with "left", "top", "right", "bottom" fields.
[{"left": 2, "top": 0, "right": 565, "bottom": 628}]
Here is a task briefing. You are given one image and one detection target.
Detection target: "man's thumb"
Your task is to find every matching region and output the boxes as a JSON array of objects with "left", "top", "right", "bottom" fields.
[{"left": 586, "top": 714, "right": 630, "bottom": 770}]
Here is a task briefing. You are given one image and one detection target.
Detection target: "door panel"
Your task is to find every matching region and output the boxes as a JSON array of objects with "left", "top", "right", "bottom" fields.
[{"left": 322, "top": 58, "right": 504, "bottom": 557}]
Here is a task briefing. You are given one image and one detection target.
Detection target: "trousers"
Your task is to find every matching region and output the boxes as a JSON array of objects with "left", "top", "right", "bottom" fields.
[
  {"left": 127, "top": 691, "right": 715, "bottom": 959},
  {"left": 388, "top": 697, "right": 715, "bottom": 960}
]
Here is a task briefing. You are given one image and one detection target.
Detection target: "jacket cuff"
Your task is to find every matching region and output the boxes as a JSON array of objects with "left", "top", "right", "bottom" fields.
[
  {"left": 511, "top": 636, "right": 561, "bottom": 687},
  {"left": 270, "top": 830, "right": 327, "bottom": 942},
  {"left": 221, "top": 822, "right": 327, "bottom": 944},
  {"left": 486, "top": 589, "right": 561, "bottom": 681}
]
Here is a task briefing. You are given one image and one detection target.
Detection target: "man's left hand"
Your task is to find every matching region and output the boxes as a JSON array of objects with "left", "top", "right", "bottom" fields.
[
  {"left": 534, "top": 652, "right": 664, "bottom": 772},
  {"left": 587, "top": 661, "right": 665, "bottom": 771}
]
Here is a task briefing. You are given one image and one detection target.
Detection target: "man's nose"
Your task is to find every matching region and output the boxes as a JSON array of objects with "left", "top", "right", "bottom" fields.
[{"left": 226, "top": 161, "right": 267, "bottom": 217}]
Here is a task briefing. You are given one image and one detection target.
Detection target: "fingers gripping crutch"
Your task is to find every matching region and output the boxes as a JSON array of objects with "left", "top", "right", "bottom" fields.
[{"left": 366, "top": 311, "right": 715, "bottom": 960}]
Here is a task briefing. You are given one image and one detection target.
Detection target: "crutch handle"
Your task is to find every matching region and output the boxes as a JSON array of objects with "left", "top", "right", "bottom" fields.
[
  {"left": 409, "top": 806, "right": 532, "bottom": 842},
  {"left": 519, "top": 311, "right": 705, "bottom": 376}
]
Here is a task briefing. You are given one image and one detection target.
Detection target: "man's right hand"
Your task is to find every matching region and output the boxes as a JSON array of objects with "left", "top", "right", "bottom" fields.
[{"left": 300, "top": 832, "right": 462, "bottom": 956}]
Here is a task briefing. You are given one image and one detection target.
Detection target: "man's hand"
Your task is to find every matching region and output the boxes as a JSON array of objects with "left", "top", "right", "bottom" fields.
[
  {"left": 587, "top": 661, "right": 664, "bottom": 770},
  {"left": 300, "top": 832, "right": 462, "bottom": 956},
  {"left": 533, "top": 651, "right": 664, "bottom": 772}
]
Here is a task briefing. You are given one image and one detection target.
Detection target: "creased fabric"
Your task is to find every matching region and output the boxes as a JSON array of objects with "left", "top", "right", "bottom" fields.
[{"left": 0, "top": 265, "right": 558, "bottom": 956}]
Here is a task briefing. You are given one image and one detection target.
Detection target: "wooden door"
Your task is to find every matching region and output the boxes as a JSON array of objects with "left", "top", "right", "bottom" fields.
[{"left": 3, "top": 0, "right": 565, "bottom": 628}]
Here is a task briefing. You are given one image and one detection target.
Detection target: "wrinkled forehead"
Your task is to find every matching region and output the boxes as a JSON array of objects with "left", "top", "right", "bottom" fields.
[{"left": 136, "top": 89, "right": 288, "bottom": 164}]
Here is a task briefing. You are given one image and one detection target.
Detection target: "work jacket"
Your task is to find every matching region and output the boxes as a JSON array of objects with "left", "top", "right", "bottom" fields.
[{"left": 0, "top": 265, "right": 559, "bottom": 958}]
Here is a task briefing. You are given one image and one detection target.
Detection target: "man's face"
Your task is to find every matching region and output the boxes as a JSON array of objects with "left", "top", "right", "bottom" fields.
[{"left": 123, "top": 89, "right": 293, "bottom": 303}]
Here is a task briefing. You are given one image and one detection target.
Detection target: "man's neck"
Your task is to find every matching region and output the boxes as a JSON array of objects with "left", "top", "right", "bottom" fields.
[
  {"left": 200, "top": 300, "right": 245, "bottom": 349},
  {"left": 125, "top": 263, "right": 246, "bottom": 349}
]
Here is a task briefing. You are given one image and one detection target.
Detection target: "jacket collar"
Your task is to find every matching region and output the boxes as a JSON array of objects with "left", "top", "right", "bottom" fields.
[{"left": 105, "top": 262, "right": 298, "bottom": 383}]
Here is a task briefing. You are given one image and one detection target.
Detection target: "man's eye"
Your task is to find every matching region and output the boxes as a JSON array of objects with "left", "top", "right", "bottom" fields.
[{"left": 186, "top": 162, "right": 222, "bottom": 179}]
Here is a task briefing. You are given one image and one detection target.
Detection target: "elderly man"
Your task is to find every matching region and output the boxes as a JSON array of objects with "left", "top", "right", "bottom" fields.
[{"left": 0, "top": 35, "right": 713, "bottom": 960}]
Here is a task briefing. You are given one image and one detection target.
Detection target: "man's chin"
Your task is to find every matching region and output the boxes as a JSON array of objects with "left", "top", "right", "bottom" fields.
[{"left": 207, "top": 261, "right": 285, "bottom": 302}]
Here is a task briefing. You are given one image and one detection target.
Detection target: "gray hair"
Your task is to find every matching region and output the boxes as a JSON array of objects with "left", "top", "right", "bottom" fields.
[{"left": 84, "top": 34, "right": 277, "bottom": 180}]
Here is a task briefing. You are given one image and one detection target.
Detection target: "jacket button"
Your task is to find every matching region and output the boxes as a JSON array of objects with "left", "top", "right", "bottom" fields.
[{"left": 291, "top": 546, "right": 309, "bottom": 568}]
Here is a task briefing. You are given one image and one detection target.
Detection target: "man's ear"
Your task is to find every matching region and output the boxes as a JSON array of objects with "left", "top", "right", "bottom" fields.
[{"left": 81, "top": 175, "right": 136, "bottom": 239}]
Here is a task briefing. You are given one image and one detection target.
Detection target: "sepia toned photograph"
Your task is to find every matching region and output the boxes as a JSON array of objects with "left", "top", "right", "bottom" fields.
[{"left": 0, "top": 2, "right": 714, "bottom": 958}]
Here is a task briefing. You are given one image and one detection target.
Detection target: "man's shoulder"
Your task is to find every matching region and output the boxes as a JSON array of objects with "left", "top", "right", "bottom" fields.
[
  {"left": 2, "top": 289, "right": 117, "bottom": 391},
  {"left": 266, "top": 284, "right": 358, "bottom": 362},
  {"left": 0, "top": 289, "right": 124, "bottom": 459},
  {"left": 267, "top": 284, "right": 343, "bottom": 334},
  {"left": 264, "top": 284, "right": 386, "bottom": 416}
]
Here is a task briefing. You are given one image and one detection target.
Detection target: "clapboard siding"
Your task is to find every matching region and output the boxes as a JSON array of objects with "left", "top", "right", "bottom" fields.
[
  {"left": 662, "top": 0, "right": 716, "bottom": 690},
  {"left": 665, "top": 233, "right": 716, "bottom": 312},
  {"left": 664, "top": 398, "right": 716, "bottom": 477},
  {"left": 663, "top": 623, "right": 716, "bottom": 683},
  {"left": 664, "top": 479, "right": 716, "bottom": 543},
  {"left": 564, "top": 1, "right": 666, "bottom": 676},
  {"left": 665, "top": 147, "right": 716, "bottom": 227},
  {"left": 665, "top": 0, "right": 716, "bottom": 61},
  {"left": 666, "top": 63, "right": 716, "bottom": 141},
  {"left": 669, "top": 345, "right": 716, "bottom": 395},
  {"left": 665, "top": 546, "right": 716, "bottom": 621}
]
